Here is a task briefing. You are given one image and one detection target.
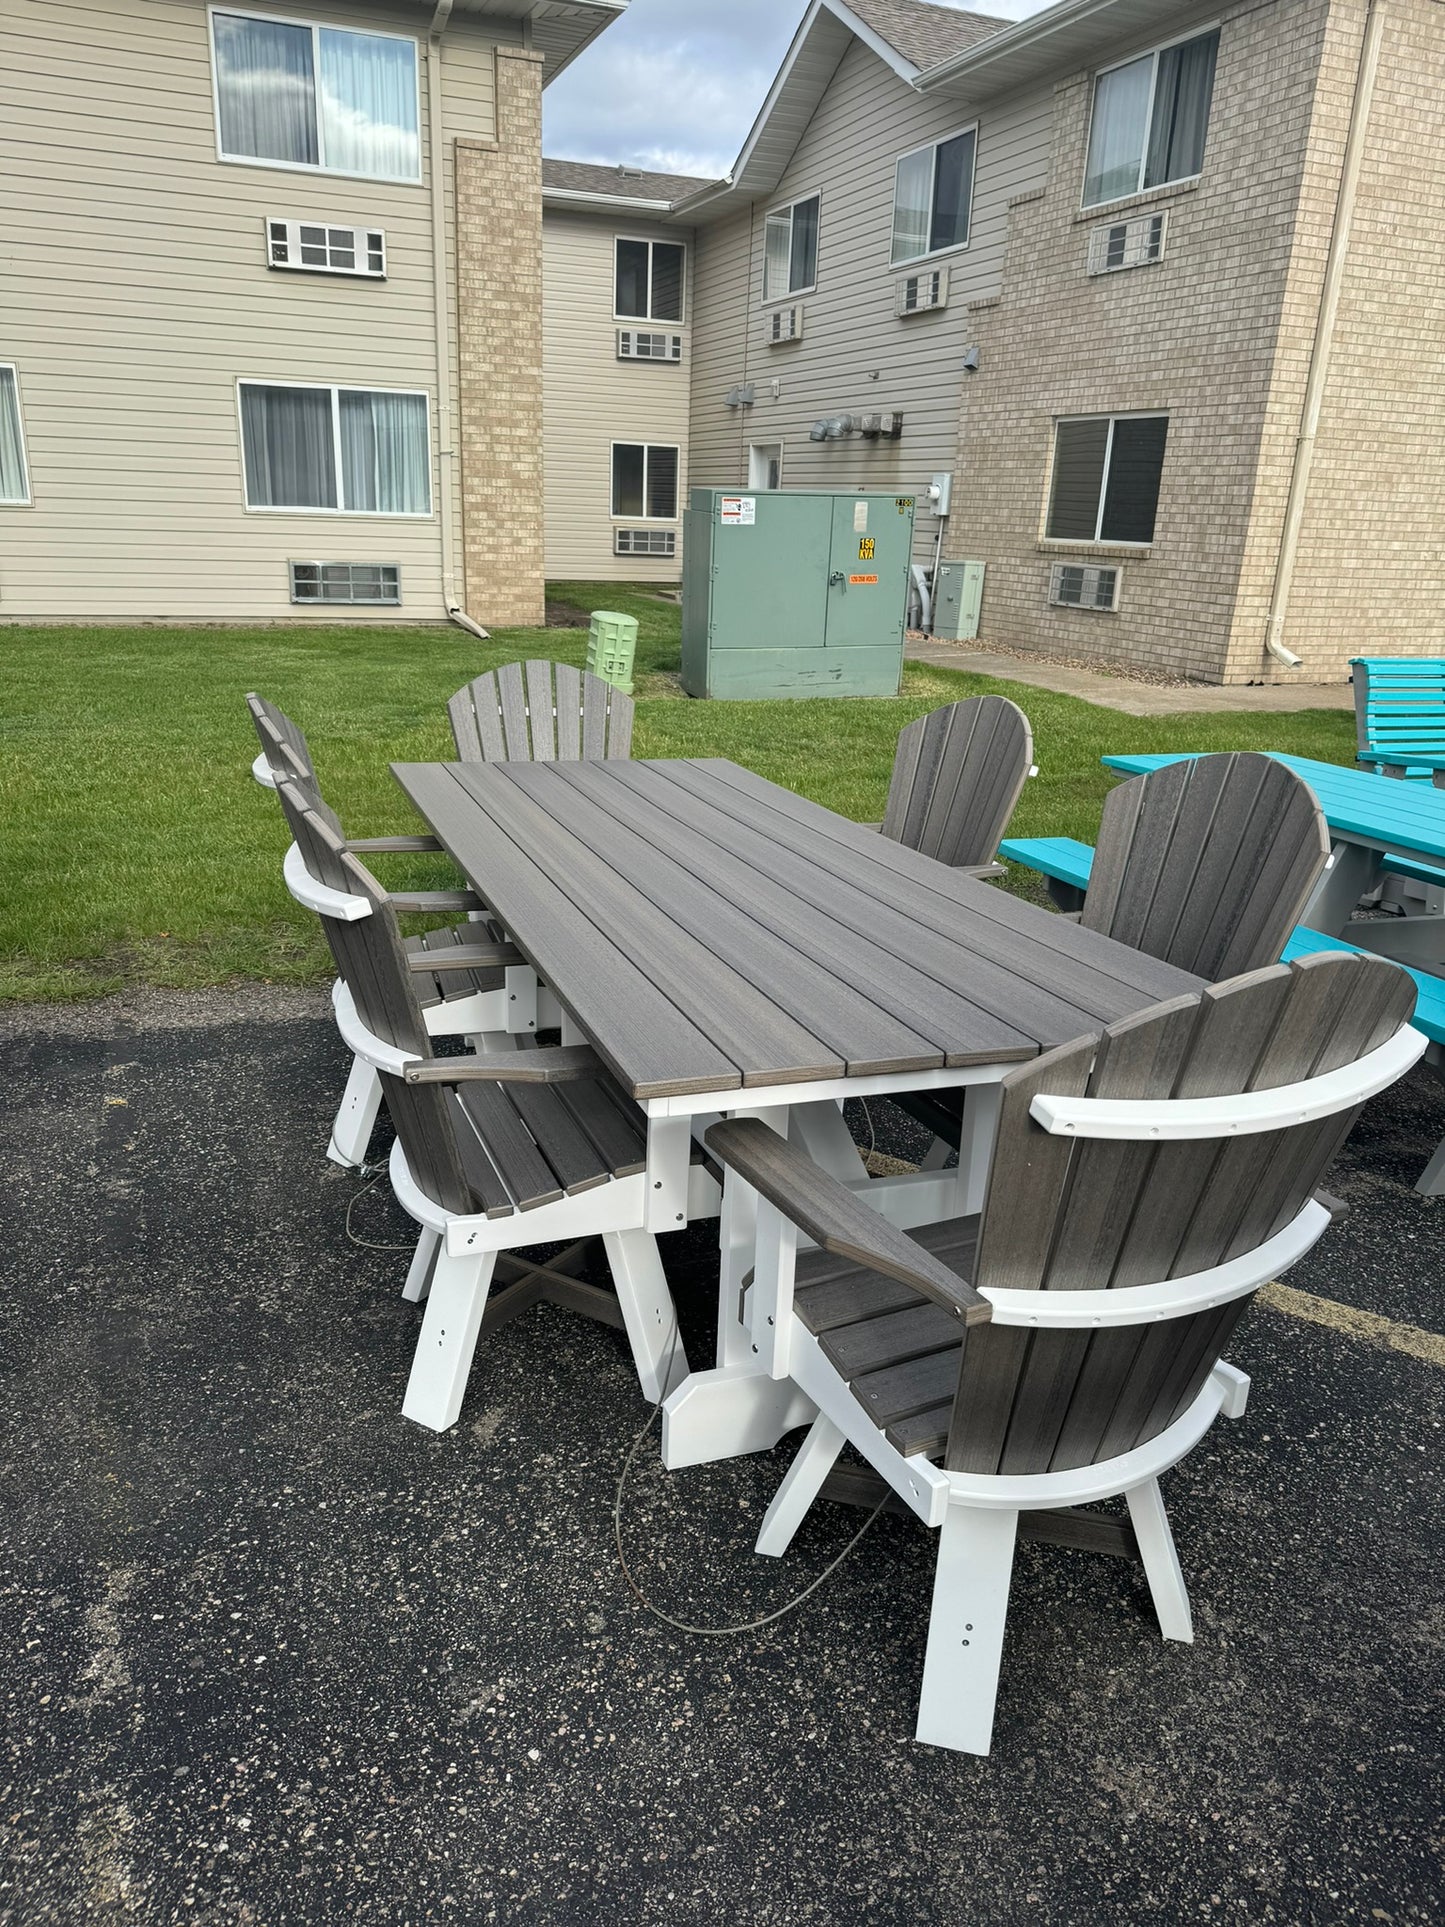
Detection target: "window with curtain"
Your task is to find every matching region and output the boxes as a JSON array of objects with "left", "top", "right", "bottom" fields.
[
  {"left": 0, "top": 367, "right": 31, "bottom": 504},
  {"left": 611, "top": 443, "right": 679, "bottom": 520},
  {"left": 763, "top": 195, "right": 819, "bottom": 300},
  {"left": 240, "top": 384, "right": 431, "bottom": 514},
  {"left": 890, "top": 128, "right": 977, "bottom": 264},
  {"left": 614, "top": 239, "right": 686, "bottom": 321},
  {"left": 1082, "top": 30, "right": 1219, "bottom": 207},
  {"left": 212, "top": 11, "right": 420, "bottom": 182},
  {"left": 1046, "top": 415, "right": 1168, "bottom": 544}
]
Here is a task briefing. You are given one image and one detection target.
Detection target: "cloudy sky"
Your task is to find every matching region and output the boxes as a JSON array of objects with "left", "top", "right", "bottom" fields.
[{"left": 543, "top": 0, "right": 1055, "bottom": 180}]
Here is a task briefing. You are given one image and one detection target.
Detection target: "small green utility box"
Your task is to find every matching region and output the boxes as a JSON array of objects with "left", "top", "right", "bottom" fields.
[{"left": 681, "top": 487, "right": 915, "bottom": 699}]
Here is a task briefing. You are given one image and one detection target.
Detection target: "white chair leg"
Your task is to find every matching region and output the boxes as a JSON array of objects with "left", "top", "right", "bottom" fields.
[
  {"left": 602, "top": 1229, "right": 687, "bottom": 1403},
  {"left": 918, "top": 1137, "right": 952, "bottom": 1172},
  {"left": 915, "top": 1503, "right": 1019, "bottom": 1756},
  {"left": 1125, "top": 1478, "right": 1193, "bottom": 1643},
  {"left": 400, "top": 1249, "right": 496, "bottom": 1432},
  {"left": 1416, "top": 1131, "right": 1445, "bottom": 1196},
  {"left": 401, "top": 1227, "right": 441, "bottom": 1304},
  {"left": 327, "top": 1053, "right": 383, "bottom": 1169},
  {"left": 755, "top": 1414, "right": 846, "bottom": 1557}
]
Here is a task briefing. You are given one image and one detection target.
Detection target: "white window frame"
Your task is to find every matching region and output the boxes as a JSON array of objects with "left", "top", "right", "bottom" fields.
[
  {"left": 761, "top": 191, "right": 820, "bottom": 304},
  {"left": 609, "top": 440, "right": 680, "bottom": 523},
  {"left": 1044, "top": 411, "right": 1168, "bottom": 548},
  {"left": 208, "top": 6, "right": 423, "bottom": 186},
  {"left": 612, "top": 236, "right": 688, "bottom": 325},
  {"left": 889, "top": 123, "right": 978, "bottom": 268},
  {"left": 0, "top": 364, "right": 33, "bottom": 507},
  {"left": 1079, "top": 23, "right": 1220, "bottom": 210},
  {"left": 236, "top": 378, "right": 434, "bottom": 517},
  {"left": 748, "top": 443, "right": 784, "bottom": 490}
]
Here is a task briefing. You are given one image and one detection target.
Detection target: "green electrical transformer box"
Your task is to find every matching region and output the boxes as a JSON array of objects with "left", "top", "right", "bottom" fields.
[{"left": 681, "top": 488, "right": 915, "bottom": 699}]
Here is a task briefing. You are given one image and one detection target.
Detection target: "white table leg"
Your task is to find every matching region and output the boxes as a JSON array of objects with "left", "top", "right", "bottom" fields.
[{"left": 1302, "top": 841, "right": 1382, "bottom": 935}]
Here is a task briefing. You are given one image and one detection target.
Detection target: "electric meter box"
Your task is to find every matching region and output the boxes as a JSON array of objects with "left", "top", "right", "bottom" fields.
[{"left": 681, "top": 488, "right": 915, "bottom": 699}]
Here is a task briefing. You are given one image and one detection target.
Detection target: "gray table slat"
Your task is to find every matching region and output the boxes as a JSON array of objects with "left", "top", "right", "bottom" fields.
[{"left": 392, "top": 764, "right": 740, "bottom": 1098}]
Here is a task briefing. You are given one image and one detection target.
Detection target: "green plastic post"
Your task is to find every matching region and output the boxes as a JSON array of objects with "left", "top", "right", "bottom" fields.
[{"left": 586, "top": 610, "right": 639, "bottom": 694}]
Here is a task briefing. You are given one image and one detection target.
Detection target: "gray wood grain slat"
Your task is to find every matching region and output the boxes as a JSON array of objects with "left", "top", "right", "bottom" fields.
[
  {"left": 392, "top": 763, "right": 741, "bottom": 1098},
  {"left": 524, "top": 658, "right": 556, "bottom": 762},
  {"left": 447, "top": 1090, "right": 515, "bottom": 1218},
  {"left": 444, "top": 764, "right": 846, "bottom": 1085},
  {"left": 554, "top": 662, "right": 582, "bottom": 760},
  {"left": 606, "top": 685, "right": 634, "bottom": 759},
  {"left": 581, "top": 675, "right": 608, "bottom": 761},
  {"left": 601, "top": 761, "right": 1117, "bottom": 1047},
  {"left": 666, "top": 759, "right": 1198, "bottom": 1016},
  {"left": 555, "top": 1078, "right": 649, "bottom": 1179},
  {"left": 851, "top": 1347, "right": 962, "bottom": 1430},
  {"left": 819, "top": 1302, "right": 963, "bottom": 1379},
  {"left": 456, "top": 1081, "right": 565, "bottom": 1210},
  {"left": 496, "top": 661, "right": 531, "bottom": 760},
  {"left": 535, "top": 763, "right": 1040, "bottom": 1071},
  {"left": 509, "top": 763, "right": 948, "bottom": 1076},
  {"left": 505, "top": 1083, "right": 613, "bottom": 1195}
]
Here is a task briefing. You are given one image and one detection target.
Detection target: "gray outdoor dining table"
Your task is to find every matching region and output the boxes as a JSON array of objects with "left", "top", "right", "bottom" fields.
[{"left": 392, "top": 755, "right": 1204, "bottom": 1467}]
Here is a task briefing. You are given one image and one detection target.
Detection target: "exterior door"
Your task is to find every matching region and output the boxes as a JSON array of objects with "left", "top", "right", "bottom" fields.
[{"left": 823, "top": 493, "right": 912, "bottom": 651}]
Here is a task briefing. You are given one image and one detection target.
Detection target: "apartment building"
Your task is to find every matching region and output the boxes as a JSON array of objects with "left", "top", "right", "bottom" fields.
[
  {"left": 1, "top": 0, "right": 623, "bottom": 628},
  {"left": 540, "top": 160, "right": 711, "bottom": 581},
  {"left": 546, "top": 0, "right": 1445, "bottom": 683}
]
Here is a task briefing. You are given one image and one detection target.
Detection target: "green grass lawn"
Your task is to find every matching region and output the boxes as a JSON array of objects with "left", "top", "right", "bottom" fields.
[{"left": 1, "top": 582, "right": 1357, "bottom": 1001}]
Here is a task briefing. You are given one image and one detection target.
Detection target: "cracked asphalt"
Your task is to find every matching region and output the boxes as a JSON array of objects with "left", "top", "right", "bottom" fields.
[{"left": 1, "top": 987, "right": 1441, "bottom": 1925}]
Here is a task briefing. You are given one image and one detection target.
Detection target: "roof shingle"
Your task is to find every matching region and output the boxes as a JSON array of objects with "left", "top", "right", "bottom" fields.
[
  {"left": 846, "top": 0, "right": 1008, "bottom": 73},
  {"left": 541, "top": 158, "right": 719, "bottom": 203}
]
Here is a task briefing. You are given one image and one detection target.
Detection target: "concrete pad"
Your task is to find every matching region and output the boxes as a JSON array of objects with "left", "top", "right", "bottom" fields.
[
  {"left": 907, "top": 641, "right": 1357, "bottom": 715},
  {"left": 1, "top": 991, "right": 1439, "bottom": 1923}
]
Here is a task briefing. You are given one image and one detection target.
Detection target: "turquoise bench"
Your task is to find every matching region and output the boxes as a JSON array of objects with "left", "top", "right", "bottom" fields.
[
  {"left": 1000, "top": 833, "right": 1445, "bottom": 1193},
  {"left": 1352, "top": 657, "right": 1445, "bottom": 780}
]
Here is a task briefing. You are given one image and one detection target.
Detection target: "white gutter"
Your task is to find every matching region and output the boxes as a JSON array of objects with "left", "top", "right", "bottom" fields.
[
  {"left": 428, "top": 0, "right": 489, "bottom": 641},
  {"left": 542, "top": 187, "right": 676, "bottom": 214},
  {"left": 1263, "top": 0, "right": 1385, "bottom": 671},
  {"left": 914, "top": 0, "right": 1125, "bottom": 91}
]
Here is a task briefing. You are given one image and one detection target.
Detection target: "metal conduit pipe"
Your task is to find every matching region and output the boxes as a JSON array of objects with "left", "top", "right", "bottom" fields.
[
  {"left": 428, "top": 0, "right": 489, "bottom": 642},
  {"left": 1264, "top": 0, "right": 1385, "bottom": 670}
]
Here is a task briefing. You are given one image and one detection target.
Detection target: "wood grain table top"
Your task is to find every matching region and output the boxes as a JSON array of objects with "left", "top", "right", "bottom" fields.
[{"left": 393, "top": 757, "right": 1202, "bottom": 1101}]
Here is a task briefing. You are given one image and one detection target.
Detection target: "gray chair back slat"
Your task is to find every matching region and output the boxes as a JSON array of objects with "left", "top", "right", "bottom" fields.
[
  {"left": 448, "top": 660, "right": 634, "bottom": 764},
  {"left": 880, "top": 696, "right": 1032, "bottom": 868},
  {"left": 1083, "top": 753, "right": 1330, "bottom": 979},
  {"left": 947, "top": 951, "right": 1415, "bottom": 1479},
  {"left": 246, "top": 692, "right": 317, "bottom": 786}
]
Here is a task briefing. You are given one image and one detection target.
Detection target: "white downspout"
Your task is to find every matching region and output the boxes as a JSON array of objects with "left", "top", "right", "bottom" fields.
[
  {"left": 1263, "top": 0, "right": 1385, "bottom": 670},
  {"left": 428, "top": 0, "right": 489, "bottom": 640}
]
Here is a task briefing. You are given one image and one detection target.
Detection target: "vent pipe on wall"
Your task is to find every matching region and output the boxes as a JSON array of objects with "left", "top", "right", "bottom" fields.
[{"left": 1263, "top": 0, "right": 1385, "bottom": 671}]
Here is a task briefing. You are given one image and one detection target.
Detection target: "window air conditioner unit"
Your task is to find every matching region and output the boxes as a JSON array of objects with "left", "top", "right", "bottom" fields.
[
  {"left": 896, "top": 268, "right": 949, "bottom": 316},
  {"left": 1086, "top": 211, "right": 1167, "bottom": 276},
  {"left": 768, "top": 305, "right": 803, "bottom": 344},
  {"left": 290, "top": 561, "right": 400, "bottom": 604},
  {"left": 1049, "top": 562, "right": 1120, "bottom": 611},
  {"left": 267, "top": 218, "right": 386, "bottom": 278},
  {"left": 614, "top": 528, "right": 676, "bottom": 556},
  {"left": 616, "top": 330, "right": 683, "bottom": 362}
]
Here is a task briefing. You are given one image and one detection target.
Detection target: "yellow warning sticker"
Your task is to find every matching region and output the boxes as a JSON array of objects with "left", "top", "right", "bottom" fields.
[
  {"left": 848, "top": 573, "right": 879, "bottom": 585},
  {"left": 896, "top": 496, "right": 915, "bottom": 513},
  {"left": 857, "top": 536, "right": 876, "bottom": 561}
]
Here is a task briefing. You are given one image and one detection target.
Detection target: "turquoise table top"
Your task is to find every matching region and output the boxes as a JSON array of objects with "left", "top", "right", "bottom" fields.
[{"left": 1100, "top": 752, "right": 1445, "bottom": 866}]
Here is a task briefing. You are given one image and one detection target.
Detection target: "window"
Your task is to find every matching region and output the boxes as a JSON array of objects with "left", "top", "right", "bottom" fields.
[
  {"left": 239, "top": 383, "right": 431, "bottom": 514},
  {"left": 0, "top": 366, "right": 31, "bottom": 504},
  {"left": 1046, "top": 415, "right": 1168, "bottom": 545},
  {"left": 267, "top": 218, "right": 386, "bottom": 277},
  {"left": 891, "top": 128, "right": 976, "bottom": 264},
  {"left": 763, "top": 194, "right": 819, "bottom": 300},
  {"left": 614, "top": 240, "right": 685, "bottom": 322},
  {"left": 611, "top": 443, "right": 679, "bottom": 520},
  {"left": 1082, "top": 30, "right": 1219, "bottom": 207},
  {"left": 290, "top": 560, "right": 400, "bottom": 602},
  {"left": 212, "top": 10, "right": 420, "bottom": 183}
]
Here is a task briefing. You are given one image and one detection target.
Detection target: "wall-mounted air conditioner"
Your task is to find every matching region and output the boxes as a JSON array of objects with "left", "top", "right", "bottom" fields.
[
  {"left": 1049, "top": 562, "right": 1120, "bottom": 611},
  {"left": 267, "top": 218, "right": 385, "bottom": 278},
  {"left": 617, "top": 330, "right": 683, "bottom": 362},
  {"left": 1086, "top": 211, "right": 1167, "bottom": 276},
  {"left": 767, "top": 305, "right": 803, "bottom": 344},
  {"left": 615, "top": 528, "right": 676, "bottom": 556},
  {"left": 896, "top": 267, "right": 949, "bottom": 316}
]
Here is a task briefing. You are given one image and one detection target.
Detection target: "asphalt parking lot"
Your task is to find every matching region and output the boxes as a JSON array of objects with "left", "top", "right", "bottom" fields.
[{"left": 2, "top": 987, "right": 1441, "bottom": 1925}]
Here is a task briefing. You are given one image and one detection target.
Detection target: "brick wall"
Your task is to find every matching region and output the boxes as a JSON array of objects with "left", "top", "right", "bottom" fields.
[
  {"left": 456, "top": 47, "right": 546, "bottom": 628},
  {"left": 946, "top": 0, "right": 1333, "bottom": 682},
  {"left": 1233, "top": 0, "right": 1445, "bottom": 679}
]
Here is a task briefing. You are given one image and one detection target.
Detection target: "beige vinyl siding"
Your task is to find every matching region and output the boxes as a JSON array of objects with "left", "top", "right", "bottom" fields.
[
  {"left": 0, "top": 0, "right": 510, "bottom": 622},
  {"left": 541, "top": 208, "right": 693, "bottom": 580},
  {"left": 686, "top": 37, "right": 1051, "bottom": 563}
]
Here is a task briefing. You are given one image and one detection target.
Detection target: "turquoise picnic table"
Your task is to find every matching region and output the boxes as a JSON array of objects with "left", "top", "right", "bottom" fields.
[{"left": 1101, "top": 751, "right": 1445, "bottom": 972}]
